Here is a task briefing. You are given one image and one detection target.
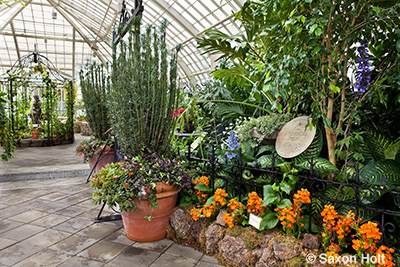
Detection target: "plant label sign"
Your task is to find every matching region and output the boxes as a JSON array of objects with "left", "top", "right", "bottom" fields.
[
  {"left": 275, "top": 116, "right": 316, "bottom": 158},
  {"left": 249, "top": 213, "right": 262, "bottom": 230}
]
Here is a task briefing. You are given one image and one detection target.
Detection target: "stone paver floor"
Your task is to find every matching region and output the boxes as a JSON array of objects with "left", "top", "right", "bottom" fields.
[{"left": 0, "top": 176, "right": 222, "bottom": 267}]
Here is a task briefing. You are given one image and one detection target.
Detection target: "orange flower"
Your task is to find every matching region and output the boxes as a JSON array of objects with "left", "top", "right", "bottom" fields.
[
  {"left": 293, "top": 188, "right": 311, "bottom": 206},
  {"left": 223, "top": 213, "right": 234, "bottom": 228},
  {"left": 190, "top": 207, "right": 200, "bottom": 221},
  {"left": 213, "top": 189, "right": 228, "bottom": 206},
  {"left": 359, "top": 221, "right": 382, "bottom": 241},
  {"left": 247, "top": 192, "right": 266, "bottom": 216},
  {"left": 376, "top": 245, "right": 395, "bottom": 267}
]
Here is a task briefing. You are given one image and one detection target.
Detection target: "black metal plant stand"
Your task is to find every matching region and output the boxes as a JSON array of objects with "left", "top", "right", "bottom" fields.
[{"left": 86, "top": 133, "right": 124, "bottom": 223}]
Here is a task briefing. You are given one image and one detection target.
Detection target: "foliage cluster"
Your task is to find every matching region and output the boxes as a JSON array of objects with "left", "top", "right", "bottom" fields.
[
  {"left": 80, "top": 62, "right": 111, "bottom": 141},
  {"left": 110, "top": 17, "right": 181, "bottom": 158},
  {"left": 75, "top": 137, "right": 114, "bottom": 163},
  {"left": 234, "top": 113, "right": 293, "bottom": 143},
  {"left": 90, "top": 153, "right": 192, "bottom": 214}
]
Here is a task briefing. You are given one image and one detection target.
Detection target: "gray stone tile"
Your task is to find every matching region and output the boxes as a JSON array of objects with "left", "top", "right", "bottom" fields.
[
  {"left": 30, "top": 213, "right": 71, "bottom": 228},
  {"left": 0, "top": 206, "right": 29, "bottom": 220},
  {"left": 30, "top": 201, "right": 71, "bottom": 213},
  {"left": 0, "top": 237, "right": 17, "bottom": 250},
  {"left": 103, "top": 228, "right": 135, "bottom": 246},
  {"left": 77, "top": 223, "right": 120, "bottom": 240},
  {"left": 52, "top": 218, "right": 93, "bottom": 233},
  {"left": 48, "top": 235, "right": 98, "bottom": 255},
  {"left": 199, "top": 255, "right": 221, "bottom": 264},
  {"left": 75, "top": 208, "right": 118, "bottom": 222},
  {"left": 132, "top": 239, "right": 173, "bottom": 252},
  {"left": 0, "top": 219, "right": 23, "bottom": 233},
  {"left": 38, "top": 192, "right": 69, "bottom": 201},
  {"left": 21, "top": 229, "right": 71, "bottom": 247},
  {"left": 150, "top": 253, "right": 197, "bottom": 267},
  {"left": 8, "top": 210, "right": 49, "bottom": 223},
  {"left": 59, "top": 193, "right": 91, "bottom": 205},
  {"left": 77, "top": 240, "right": 128, "bottom": 263},
  {"left": 76, "top": 199, "right": 97, "bottom": 209},
  {"left": 164, "top": 243, "right": 204, "bottom": 261},
  {"left": 12, "top": 248, "right": 72, "bottom": 267},
  {"left": 0, "top": 224, "right": 46, "bottom": 241},
  {"left": 58, "top": 256, "right": 105, "bottom": 267},
  {"left": 196, "top": 261, "right": 224, "bottom": 267},
  {"left": 0, "top": 195, "right": 33, "bottom": 205},
  {"left": 54, "top": 205, "right": 88, "bottom": 217},
  {"left": 105, "top": 247, "right": 160, "bottom": 267},
  {"left": 0, "top": 243, "right": 42, "bottom": 266}
]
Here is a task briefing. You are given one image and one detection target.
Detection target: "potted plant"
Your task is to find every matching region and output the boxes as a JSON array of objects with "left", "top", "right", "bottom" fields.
[
  {"left": 90, "top": 154, "right": 191, "bottom": 241},
  {"left": 76, "top": 62, "right": 113, "bottom": 171},
  {"left": 98, "top": 16, "right": 183, "bottom": 241},
  {"left": 29, "top": 124, "right": 40, "bottom": 139}
]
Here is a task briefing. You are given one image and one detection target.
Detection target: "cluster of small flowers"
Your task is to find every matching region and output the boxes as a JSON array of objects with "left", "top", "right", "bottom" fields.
[
  {"left": 223, "top": 198, "right": 245, "bottom": 228},
  {"left": 225, "top": 130, "right": 239, "bottom": 159},
  {"left": 190, "top": 188, "right": 228, "bottom": 221},
  {"left": 193, "top": 176, "right": 210, "bottom": 204},
  {"left": 247, "top": 192, "right": 267, "bottom": 217},
  {"left": 275, "top": 189, "right": 311, "bottom": 231},
  {"left": 354, "top": 39, "right": 370, "bottom": 93},
  {"left": 321, "top": 205, "right": 395, "bottom": 267}
]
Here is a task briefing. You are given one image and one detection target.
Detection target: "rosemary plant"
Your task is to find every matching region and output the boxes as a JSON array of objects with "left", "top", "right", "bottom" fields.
[
  {"left": 80, "top": 62, "right": 111, "bottom": 141},
  {"left": 110, "top": 16, "right": 181, "bottom": 158}
]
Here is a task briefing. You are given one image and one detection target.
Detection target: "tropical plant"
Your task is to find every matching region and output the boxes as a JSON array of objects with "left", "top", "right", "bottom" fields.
[
  {"left": 90, "top": 153, "right": 192, "bottom": 215},
  {"left": 197, "top": 0, "right": 400, "bottom": 170},
  {"left": 75, "top": 137, "right": 114, "bottom": 163},
  {"left": 0, "top": 90, "right": 15, "bottom": 161},
  {"left": 80, "top": 62, "right": 111, "bottom": 141},
  {"left": 109, "top": 17, "right": 181, "bottom": 158}
]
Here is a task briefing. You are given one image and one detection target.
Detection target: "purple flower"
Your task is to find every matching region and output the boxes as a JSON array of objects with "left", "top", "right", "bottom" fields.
[
  {"left": 353, "top": 40, "right": 370, "bottom": 94},
  {"left": 226, "top": 130, "right": 239, "bottom": 159}
]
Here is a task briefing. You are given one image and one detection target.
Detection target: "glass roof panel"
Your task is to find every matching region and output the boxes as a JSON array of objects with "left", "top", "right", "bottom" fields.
[{"left": 0, "top": 0, "right": 243, "bottom": 83}]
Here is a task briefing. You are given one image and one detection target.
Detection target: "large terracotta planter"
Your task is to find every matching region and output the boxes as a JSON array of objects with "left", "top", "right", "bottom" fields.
[
  {"left": 121, "top": 182, "right": 179, "bottom": 242},
  {"left": 89, "top": 145, "right": 115, "bottom": 174},
  {"left": 31, "top": 131, "right": 39, "bottom": 139}
]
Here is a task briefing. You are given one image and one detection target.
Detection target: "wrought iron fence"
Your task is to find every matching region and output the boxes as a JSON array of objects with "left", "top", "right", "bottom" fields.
[{"left": 183, "top": 142, "right": 400, "bottom": 246}]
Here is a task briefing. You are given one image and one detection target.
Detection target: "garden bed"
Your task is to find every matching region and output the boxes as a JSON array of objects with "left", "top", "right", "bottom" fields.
[{"left": 167, "top": 206, "right": 364, "bottom": 267}]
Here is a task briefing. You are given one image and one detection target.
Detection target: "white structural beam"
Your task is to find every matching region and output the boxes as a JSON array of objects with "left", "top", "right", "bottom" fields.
[
  {"left": 46, "top": 0, "right": 106, "bottom": 62},
  {"left": 9, "top": 21, "right": 21, "bottom": 60},
  {"left": 233, "top": 0, "right": 245, "bottom": 6},
  {"left": 0, "top": 0, "right": 32, "bottom": 33},
  {"left": 58, "top": 5, "right": 112, "bottom": 58},
  {"left": 72, "top": 28, "right": 76, "bottom": 79},
  {"left": 0, "top": 31, "right": 87, "bottom": 42},
  {"left": 152, "top": 0, "right": 198, "bottom": 37}
]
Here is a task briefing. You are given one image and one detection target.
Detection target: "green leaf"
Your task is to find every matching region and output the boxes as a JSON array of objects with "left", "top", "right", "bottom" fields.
[
  {"left": 329, "top": 84, "right": 340, "bottom": 94},
  {"left": 384, "top": 140, "right": 400, "bottom": 160},
  {"left": 277, "top": 198, "right": 291, "bottom": 208},
  {"left": 280, "top": 181, "right": 291, "bottom": 195},
  {"left": 315, "top": 28, "right": 322, "bottom": 36},
  {"left": 363, "top": 128, "right": 393, "bottom": 162},
  {"left": 205, "top": 196, "right": 215, "bottom": 206},
  {"left": 312, "top": 46, "right": 320, "bottom": 56},
  {"left": 309, "top": 24, "right": 318, "bottom": 33},
  {"left": 260, "top": 212, "right": 279, "bottom": 230},
  {"left": 258, "top": 155, "right": 273, "bottom": 168},
  {"left": 396, "top": 40, "right": 400, "bottom": 51},
  {"left": 296, "top": 157, "right": 337, "bottom": 176},
  {"left": 195, "top": 182, "right": 212, "bottom": 192},
  {"left": 256, "top": 145, "right": 276, "bottom": 157},
  {"left": 295, "top": 125, "right": 323, "bottom": 163},
  {"left": 359, "top": 159, "right": 400, "bottom": 187}
]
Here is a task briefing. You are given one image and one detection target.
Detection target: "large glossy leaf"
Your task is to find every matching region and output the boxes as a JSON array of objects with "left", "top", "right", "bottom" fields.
[
  {"left": 359, "top": 159, "right": 400, "bottom": 187},
  {"left": 363, "top": 128, "right": 393, "bottom": 162},
  {"left": 296, "top": 157, "right": 337, "bottom": 176},
  {"left": 359, "top": 188, "right": 385, "bottom": 205},
  {"left": 295, "top": 125, "right": 323, "bottom": 164}
]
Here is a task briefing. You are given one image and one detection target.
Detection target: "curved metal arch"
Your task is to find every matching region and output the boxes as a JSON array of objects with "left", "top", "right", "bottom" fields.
[{"left": 151, "top": 0, "right": 198, "bottom": 38}]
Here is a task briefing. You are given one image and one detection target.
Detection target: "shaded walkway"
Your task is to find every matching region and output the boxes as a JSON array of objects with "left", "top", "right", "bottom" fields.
[
  {"left": 0, "top": 134, "right": 90, "bottom": 182},
  {"left": 0, "top": 135, "right": 222, "bottom": 266}
]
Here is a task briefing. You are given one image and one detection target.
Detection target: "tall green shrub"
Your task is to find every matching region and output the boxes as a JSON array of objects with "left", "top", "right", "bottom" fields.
[
  {"left": 80, "top": 63, "right": 111, "bottom": 141},
  {"left": 110, "top": 16, "right": 181, "bottom": 157}
]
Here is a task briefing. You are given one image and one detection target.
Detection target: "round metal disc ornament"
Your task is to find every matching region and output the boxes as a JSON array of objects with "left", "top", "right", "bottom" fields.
[{"left": 275, "top": 116, "right": 316, "bottom": 158}]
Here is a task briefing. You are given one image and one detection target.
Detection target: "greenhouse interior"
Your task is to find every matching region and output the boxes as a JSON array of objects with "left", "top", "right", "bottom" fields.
[{"left": 0, "top": 0, "right": 399, "bottom": 266}]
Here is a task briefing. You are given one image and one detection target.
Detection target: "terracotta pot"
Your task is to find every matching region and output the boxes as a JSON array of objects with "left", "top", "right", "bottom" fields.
[
  {"left": 89, "top": 145, "right": 115, "bottom": 174},
  {"left": 31, "top": 131, "right": 39, "bottom": 139},
  {"left": 121, "top": 182, "right": 179, "bottom": 242}
]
